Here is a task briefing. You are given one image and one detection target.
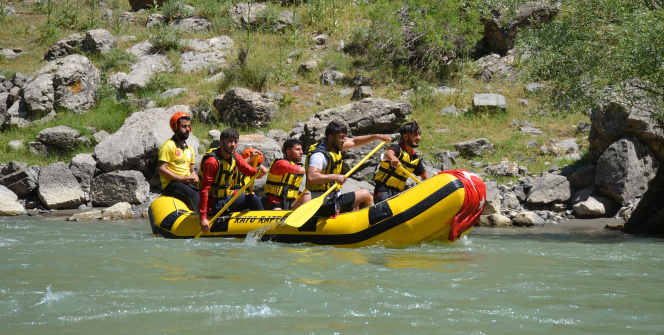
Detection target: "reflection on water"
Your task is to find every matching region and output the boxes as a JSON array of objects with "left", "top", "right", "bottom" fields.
[{"left": 0, "top": 217, "right": 662, "bottom": 334}]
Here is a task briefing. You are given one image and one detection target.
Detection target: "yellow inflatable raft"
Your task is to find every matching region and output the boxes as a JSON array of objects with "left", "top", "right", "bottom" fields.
[{"left": 148, "top": 171, "right": 486, "bottom": 247}]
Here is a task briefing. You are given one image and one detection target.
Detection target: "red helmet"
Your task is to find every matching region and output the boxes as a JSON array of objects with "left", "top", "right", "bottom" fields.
[
  {"left": 242, "top": 148, "right": 264, "bottom": 165},
  {"left": 169, "top": 111, "right": 190, "bottom": 132}
]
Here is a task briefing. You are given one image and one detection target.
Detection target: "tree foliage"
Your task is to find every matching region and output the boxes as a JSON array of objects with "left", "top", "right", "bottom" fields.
[{"left": 519, "top": 0, "right": 664, "bottom": 114}]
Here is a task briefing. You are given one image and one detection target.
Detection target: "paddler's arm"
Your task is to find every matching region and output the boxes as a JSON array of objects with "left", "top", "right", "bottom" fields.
[
  {"left": 157, "top": 161, "right": 197, "bottom": 185},
  {"left": 307, "top": 165, "right": 346, "bottom": 185},
  {"left": 342, "top": 134, "right": 391, "bottom": 150}
]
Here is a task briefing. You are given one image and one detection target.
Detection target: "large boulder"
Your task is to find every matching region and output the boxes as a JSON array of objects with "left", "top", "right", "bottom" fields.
[
  {"left": 0, "top": 199, "right": 24, "bottom": 216},
  {"left": 0, "top": 166, "right": 40, "bottom": 197},
  {"left": 482, "top": 2, "right": 558, "bottom": 54},
  {"left": 94, "top": 105, "right": 199, "bottom": 182},
  {"left": 120, "top": 41, "right": 172, "bottom": 94},
  {"left": 573, "top": 195, "right": 616, "bottom": 218},
  {"left": 90, "top": 170, "right": 149, "bottom": 206},
  {"left": 81, "top": 29, "right": 118, "bottom": 55},
  {"left": 301, "top": 98, "right": 412, "bottom": 146},
  {"left": 36, "top": 125, "right": 80, "bottom": 151},
  {"left": 526, "top": 173, "right": 573, "bottom": 205},
  {"left": 43, "top": 33, "right": 84, "bottom": 61},
  {"left": 22, "top": 73, "right": 54, "bottom": 117},
  {"left": 37, "top": 162, "right": 85, "bottom": 209},
  {"left": 69, "top": 153, "right": 97, "bottom": 188},
  {"left": 453, "top": 138, "right": 495, "bottom": 158},
  {"left": 595, "top": 137, "right": 658, "bottom": 205},
  {"left": 213, "top": 87, "right": 279, "bottom": 128},
  {"left": 481, "top": 180, "right": 502, "bottom": 215},
  {"left": 229, "top": 3, "right": 268, "bottom": 26},
  {"left": 588, "top": 81, "right": 664, "bottom": 163},
  {"left": 180, "top": 36, "right": 234, "bottom": 73}
]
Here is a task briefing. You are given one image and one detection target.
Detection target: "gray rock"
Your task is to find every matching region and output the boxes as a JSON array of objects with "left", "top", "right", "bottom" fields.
[
  {"left": 595, "top": 136, "right": 658, "bottom": 204},
  {"left": 352, "top": 86, "right": 373, "bottom": 100},
  {"left": 175, "top": 17, "right": 212, "bottom": 33},
  {"left": 38, "top": 54, "right": 101, "bottom": 113},
  {"left": 102, "top": 202, "right": 133, "bottom": 220},
  {"left": 520, "top": 126, "right": 543, "bottom": 135},
  {"left": 213, "top": 88, "right": 278, "bottom": 128},
  {"left": 453, "top": 138, "right": 494, "bottom": 157},
  {"left": 146, "top": 13, "right": 166, "bottom": 28},
  {"left": 302, "top": 98, "right": 411, "bottom": 146},
  {"left": 22, "top": 74, "right": 54, "bottom": 117},
  {"left": 81, "top": 29, "right": 117, "bottom": 55},
  {"left": 121, "top": 41, "right": 172, "bottom": 93},
  {"left": 93, "top": 130, "right": 110, "bottom": 143},
  {"left": 264, "top": 91, "right": 283, "bottom": 102},
  {"left": 487, "top": 213, "right": 513, "bottom": 227},
  {"left": 266, "top": 129, "right": 288, "bottom": 144},
  {"left": 160, "top": 88, "right": 188, "bottom": 99},
  {"left": 568, "top": 164, "right": 595, "bottom": 189},
  {"left": 573, "top": 196, "right": 616, "bottom": 218},
  {"left": 339, "top": 88, "right": 353, "bottom": 97},
  {"left": 299, "top": 60, "right": 318, "bottom": 72},
  {"left": 67, "top": 210, "right": 103, "bottom": 221},
  {"left": 94, "top": 105, "right": 200, "bottom": 178},
  {"left": 43, "top": 33, "right": 84, "bottom": 61},
  {"left": 8, "top": 140, "right": 23, "bottom": 151},
  {"left": 0, "top": 185, "right": 18, "bottom": 202},
  {"left": 180, "top": 36, "right": 234, "bottom": 73},
  {"left": 435, "top": 150, "right": 458, "bottom": 171},
  {"left": 11, "top": 72, "right": 33, "bottom": 89},
  {"left": 527, "top": 173, "right": 573, "bottom": 205},
  {"left": 275, "top": 11, "right": 296, "bottom": 32},
  {"left": 554, "top": 138, "right": 578, "bottom": 153},
  {"left": 588, "top": 80, "right": 664, "bottom": 163},
  {"left": 339, "top": 178, "right": 374, "bottom": 195},
  {"left": 37, "top": 162, "right": 85, "bottom": 209},
  {"left": 28, "top": 141, "right": 66, "bottom": 158},
  {"left": 434, "top": 86, "right": 458, "bottom": 95},
  {"left": 36, "top": 125, "right": 80, "bottom": 151},
  {"left": 571, "top": 185, "right": 596, "bottom": 205},
  {"left": 483, "top": 158, "right": 519, "bottom": 177},
  {"left": 482, "top": 2, "right": 558, "bottom": 53},
  {"left": 474, "top": 54, "right": 516, "bottom": 82},
  {"left": 70, "top": 153, "right": 97, "bottom": 188},
  {"left": 481, "top": 181, "right": 502, "bottom": 215},
  {"left": 208, "top": 129, "right": 221, "bottom": 141},
  {"left": 473, "top": 93, "right": 507, "bottom": 111},
  {"left": 513, "top": 211, "right": 545, "bottom": 227},
  {"left": 229, "top": 3, "right": 267, "bottom": 26},
  {"left": 90, "top": 170, "right": 149, "bottom": 206},
  {"left": 502, "top": 192, "right": 520, "bottom": 209},
  {"left": 0, "top": 200, "right": 25, "bottom": 216},
  {"left": 107, "top": 72, "right": 127, "bottom": 90},
  {"left": 320, "top": 69, "right": 344, "bottom": 85},
  {"left": 525, "top": 83, "right": 545, "bottom": 92},
  {"left": 440, "top": 105, "right": 462, "bottom": 116}
]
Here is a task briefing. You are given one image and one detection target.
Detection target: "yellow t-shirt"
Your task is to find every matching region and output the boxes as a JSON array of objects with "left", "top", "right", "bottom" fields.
[{"left": 158, "top": 138, "right": 195, "bottom": 189}]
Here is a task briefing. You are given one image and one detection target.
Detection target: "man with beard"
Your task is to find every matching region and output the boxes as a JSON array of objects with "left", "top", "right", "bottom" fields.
[
  {"left": 265, "top": 139, "right": 310, "bottom": 210},
  {"left": 198, "top": 128, "right": 268, "bottom": 233},
  {"left": 157, "top": 111, "right": 199, "bottom": 211},
  {"left": 306, "top": 120, "right": 391, "bottom": 217},
  {"left": 373, "top": 121, "right": 428, "bottom": 203}
]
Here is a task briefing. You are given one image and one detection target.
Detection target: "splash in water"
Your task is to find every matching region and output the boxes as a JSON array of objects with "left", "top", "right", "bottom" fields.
[
  {"left": 34, "top": 285, "right": 75, "bottom": 307},
  {"left": 244, "top": 220, "right": 281, "bottom": 245}
]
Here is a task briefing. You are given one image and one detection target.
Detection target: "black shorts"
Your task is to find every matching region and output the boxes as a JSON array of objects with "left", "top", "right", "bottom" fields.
[
  {"left": 163, "top": 181, "right": 199, "bottom": 211},
  {"left": 313, "top": 191, "right": 356, "bottom": 217},
  {"left": 373, "top": 184, "right": 400, "bottom": 204}
]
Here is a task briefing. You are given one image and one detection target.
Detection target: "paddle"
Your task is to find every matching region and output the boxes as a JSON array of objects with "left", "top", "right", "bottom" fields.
[
  {"left": 249, "top": 159, "right": 259, "bottom": 193},
  {"left": 193, "top": 172, "right": 260, "bottom": 239},
  {"left": 283, "top": 140, "right": 389, "bottom": 228},
  {"left": 397, "top": 165, "right": 421, "bottom": 184}
]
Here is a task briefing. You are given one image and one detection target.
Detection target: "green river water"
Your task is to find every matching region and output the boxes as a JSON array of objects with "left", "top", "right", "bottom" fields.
[{"left": 0, "top": 216, "right": 662, "bottom": 334}]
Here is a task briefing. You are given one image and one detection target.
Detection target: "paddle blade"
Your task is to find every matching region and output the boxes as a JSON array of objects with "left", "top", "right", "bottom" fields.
[{"left": 282, "top": 194, "right": 326, "bottom": 227}]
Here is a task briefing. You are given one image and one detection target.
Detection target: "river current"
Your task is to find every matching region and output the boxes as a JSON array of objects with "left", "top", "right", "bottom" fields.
[{"left": 1, "top": 216, "right": 662, "bottom": 334}]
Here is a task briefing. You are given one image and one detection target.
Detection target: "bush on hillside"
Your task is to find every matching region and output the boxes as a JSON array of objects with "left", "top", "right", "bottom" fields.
[{"left": 519, "top": 0, "right": 664, "bottom": 116}]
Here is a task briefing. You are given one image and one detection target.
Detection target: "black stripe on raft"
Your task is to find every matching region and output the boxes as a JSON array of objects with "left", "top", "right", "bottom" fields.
[{"left": 263, "top": 179, "right": 463, "bottom": 245}]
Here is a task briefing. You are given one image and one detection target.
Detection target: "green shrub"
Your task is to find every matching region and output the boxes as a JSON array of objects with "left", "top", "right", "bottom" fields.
[
  {"left": 149, "top": 26, "right": 183, "bottom": 53},
  {"left": 97, "top": 48, "right": 139, "bottom": 73},
  {"left": 519, "top": 0, "right": 664, "bottom": 114}
]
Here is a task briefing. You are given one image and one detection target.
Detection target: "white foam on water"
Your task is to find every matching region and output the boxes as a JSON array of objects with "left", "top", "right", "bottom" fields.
[{"left": 34, "top": 285, "right": 76, "bottom": 307}]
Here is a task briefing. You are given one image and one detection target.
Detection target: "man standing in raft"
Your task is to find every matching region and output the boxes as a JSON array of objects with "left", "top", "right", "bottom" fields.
[
  {"left": 265, "top": 139, "right": 310, "bottom": 210},
  {"left": 157, "top": 111, "right": 199, "bottom": 211},
  {"left": 198, "top": 128, "right": 268, "bottom": 232},
  {"left": 373, "top": 121, "right": 428, "bottom": 203},
  {"left": 306, "top": 120, "right": 391, "bottom": 217}
]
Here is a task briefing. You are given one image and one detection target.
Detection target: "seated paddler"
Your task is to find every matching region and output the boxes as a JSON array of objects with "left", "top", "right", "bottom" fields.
[
  {"left": 198, "top": 128, "right": 268, "bottom": 232},
  {"left": 156, "top": 111, "right": 199, "bottom": 211},
  {"left": 265, "top": 139, "right": 310, "bottom": 210},
  {"left": 306, "top": 120, "right": 391, "bottom": 217},
  {"left": 373, "top": 121, "right": 428, "bottom": 203}
]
